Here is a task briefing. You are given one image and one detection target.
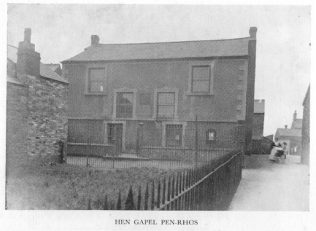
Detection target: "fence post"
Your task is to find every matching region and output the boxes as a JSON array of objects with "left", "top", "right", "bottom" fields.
[
  {"left": 151, "top": 181, "right": 155, "bottom": 210},
  {"left": 195, "top": 115, "right": 198, "bottom": 168},
  {"left": 103, "top": 195, "right": 108, "bottom": 210},
  {"left": 144, "top": 183, "right": 149, "bottom": 210},
  {"left": 125, "top": 185, "right": 135, "bottom": 210},
  {"left": 116, "top": 190, "right": 121, "bottom": 210},
  {"left": 137, "top": 185, "right": 142, "bottom": 210}
]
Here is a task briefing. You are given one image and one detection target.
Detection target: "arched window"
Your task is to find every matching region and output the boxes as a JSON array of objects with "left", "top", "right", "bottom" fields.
[{"left": 206, "top": 129, "right": 216, "bottom": 143}]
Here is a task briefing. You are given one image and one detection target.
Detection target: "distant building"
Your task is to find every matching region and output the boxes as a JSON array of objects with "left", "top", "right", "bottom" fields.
[
  {"left": 275, "top": 111, "right": 302, "bottom": 155},
  {"left": 252, "top": 99, "right": 265, "bottom": 140},
  {"left": 248, "top": 99, "right": 270, "bottom": 154},
  {"left": 6, "top": 28, "right": 68, "bottom": 165},
  {"left": 301, "top": 85, "right": 310, "bottom": 165}
]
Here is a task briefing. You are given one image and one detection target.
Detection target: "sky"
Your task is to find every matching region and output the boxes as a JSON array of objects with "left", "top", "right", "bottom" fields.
[{"left": 7, "top": 4, "right": 310, "bottom": 136}]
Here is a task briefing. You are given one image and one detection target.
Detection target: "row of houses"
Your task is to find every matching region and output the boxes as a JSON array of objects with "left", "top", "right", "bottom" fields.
[
  {"left": 7, "top": 27, "right": 263, "bottom": 162},
  {"left": 274, "top": 86, "right": 310, "bottom": 165}
]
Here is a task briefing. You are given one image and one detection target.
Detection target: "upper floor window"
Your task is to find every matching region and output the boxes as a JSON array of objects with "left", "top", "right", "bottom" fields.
[
  {"left": 116, "top": 92, "right": 134, "bottom": 118},
  {"left": 88, "top": 68, "right": 105, "bottom": 93},
  {"left": 191, "top": 65, "right": 211, "bottom": 93},
  {"left": 157, "top": 92, "right": 175, "bottom": 119}
]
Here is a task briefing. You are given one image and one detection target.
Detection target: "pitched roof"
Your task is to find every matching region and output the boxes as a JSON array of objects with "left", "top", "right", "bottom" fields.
[
  {"left": 276, "top": 128, "right": 301, "bottom": 137},
  {"left": 254, "top": 99, "right": 265, "bottom": 113},
  {"left": 40, "top": 64, "right": 68, "bottom": 83},
  {"left": 303, "top": 85, "right": 310, "bottom": 106},
  {"left": 7, "top": 45, "right": 68, "bottom": 84},
  {"left": 63, "top": 37, "right": 251, "bottom": 62},
  {"left": 43, "top": 63, "right": 61, "bottom": 72}
]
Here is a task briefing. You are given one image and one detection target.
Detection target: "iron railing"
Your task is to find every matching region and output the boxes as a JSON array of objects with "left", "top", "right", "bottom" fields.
[{"left": 87, "top": 150, "right": 242, "bottom": 210}]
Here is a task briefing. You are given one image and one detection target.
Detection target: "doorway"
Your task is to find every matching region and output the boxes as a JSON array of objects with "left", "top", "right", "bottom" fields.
[{"left": 107, "top": 123, "right": 123, "bottom": 154}]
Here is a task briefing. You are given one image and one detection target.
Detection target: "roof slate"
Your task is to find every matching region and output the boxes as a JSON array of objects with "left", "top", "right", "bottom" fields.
[
  {"left": 276, "top": 128, "right": 301, "bottom": 137},
  {"left": 63, "top": 37, "right": 251, "bottom": 62}
]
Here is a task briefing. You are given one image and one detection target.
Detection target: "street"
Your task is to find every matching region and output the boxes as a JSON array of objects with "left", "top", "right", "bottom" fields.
[{"left": 229, "top": 155, "right": 309, "bottom": 211}]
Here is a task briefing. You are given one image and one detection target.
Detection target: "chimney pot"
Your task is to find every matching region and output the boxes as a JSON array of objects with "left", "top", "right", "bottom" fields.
[
  {"left": 249, "top": 27, "right": 257, "bottom": 39},
  {"left": 285, "top": 125, "right": 288, "bottom": 129},
  {"left": 24, "top": 28, "right": 31, "bottom": 43},
  {"left": 91, "top": 35, "right": 100, "bottom": 46}
]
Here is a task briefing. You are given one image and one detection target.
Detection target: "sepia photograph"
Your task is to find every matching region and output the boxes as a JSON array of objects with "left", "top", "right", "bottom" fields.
[{"left": 1, "top": 1, "right": 313, "bottom": 230}]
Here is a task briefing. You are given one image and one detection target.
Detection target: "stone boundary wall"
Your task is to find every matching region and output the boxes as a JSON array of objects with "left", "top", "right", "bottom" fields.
[{"left": 7, "top": 74, "right": 68, "bottom": 159}]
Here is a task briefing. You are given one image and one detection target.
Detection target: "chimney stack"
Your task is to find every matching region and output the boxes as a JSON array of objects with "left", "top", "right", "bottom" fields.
[
  {"left": 91, "top": 35, "right": 100, "bottom": 46},
  {"left": 249, "top": 27, "right": 257, "bottom": 39},
  {"left": 17, "top": 28, "right": 41, "bottom": 77},
  {"left": 293, "top": 110, "right": 297, "bottom": 121},
  {"left": 285, "top": 125, "right": 288, "bottom": 129},
  {"left": 24, "top": 28, "right": 31, "bottom": 43}
]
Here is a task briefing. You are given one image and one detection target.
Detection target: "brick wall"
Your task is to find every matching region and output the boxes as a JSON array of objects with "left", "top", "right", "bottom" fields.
[{"left": 252, "top": 113, "right": 264, "bottom": 140}]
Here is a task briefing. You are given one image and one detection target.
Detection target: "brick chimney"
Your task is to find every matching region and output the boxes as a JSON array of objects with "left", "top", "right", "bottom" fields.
[
  {"left": 17, "top": 28, "right": 41, "bottom": 77},
  {"left": 249, "top": 27, "right": 257, "bottom": 39},
  {"left": 91, "top": 35, "right": 100, "bottom": 46}
]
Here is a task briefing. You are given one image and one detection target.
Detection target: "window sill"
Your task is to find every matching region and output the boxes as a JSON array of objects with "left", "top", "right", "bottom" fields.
[
  {"left": 186, "top": 92, "right": 214, "bottom": 96},
  {"left": 84, "top": 92, "right": 107, "bottom": 96}
]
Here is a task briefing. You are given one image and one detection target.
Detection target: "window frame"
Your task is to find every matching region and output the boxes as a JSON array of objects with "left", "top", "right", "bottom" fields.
[
  {"left": 116, "top": 92, "right": 134, "bottom": 119},
  {"left": 162, "top": 122, "right": 186, "bottom": 147},
  {"left": 165, "top": 124, "right": 183, "bottom": 147},
  {"left": 156, "top": 92, "right": 176, "bottom": 119},
  {"left": 85, "top": 67, "right": 107, "bottom": 95},
  {"left": 153, "top": 88, "right": 179, "bottom": 120},
  {"left": 113, "top": 88, "right": 137, "bottom": 120},
  {"left": 187, "top": 61, "right": 215, "bottom": 96},
  {"left": 191, "top": 65, "right": 211, "bottom": 93}
]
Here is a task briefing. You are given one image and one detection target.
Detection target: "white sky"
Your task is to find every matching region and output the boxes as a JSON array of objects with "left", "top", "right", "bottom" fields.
[{"left": 7, "top": 4, "right": 310, "bottom": 136}]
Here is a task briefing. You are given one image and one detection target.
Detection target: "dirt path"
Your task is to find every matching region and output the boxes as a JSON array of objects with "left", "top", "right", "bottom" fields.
[{"left": 229, "top": 155, "right": 309, "bottom": 211}]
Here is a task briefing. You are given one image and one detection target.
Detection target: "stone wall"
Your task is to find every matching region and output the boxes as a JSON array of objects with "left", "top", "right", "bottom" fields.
[
  {"left": 6, "top": 82, "right": 28, "bottom": 167},
  {"left": 10, "top": 74, "right": 68, "bottom": 157}
]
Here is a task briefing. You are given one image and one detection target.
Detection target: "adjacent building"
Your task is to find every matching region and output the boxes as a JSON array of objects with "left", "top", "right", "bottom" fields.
[
  {"left": 62, "top": 27, "right": 257, "bottom": 155},
  {"left": 6, "top": 28, "right": 68, "bottom": 165},
  {"left": 275, "top": 111, "right": 302, "bottom": 155},
  {"left": 301, "top": 85, "right": 310, "bottom": 165},
  {"left": 252, "top": 99, "right": 265, "bottom": 139}
]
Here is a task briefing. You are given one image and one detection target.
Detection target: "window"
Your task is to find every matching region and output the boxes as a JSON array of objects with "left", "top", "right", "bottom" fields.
[
  {"left": 88, "top": 68, "right": 105, "bottom": 93},
  {"left": 191, "top": 65, "right": 211, "bottom": 93},
  {"left": 166, "top": 124, "right": 183, "bottom": 147},
  {"left": 157, "top": 92, "right": 175, "bottom": 119},
  {"left": 116, "top": 92, "right": 134, "bottom": 118},
  {"left": 206, "top": 129, "right": 216, "bottom": 143}
]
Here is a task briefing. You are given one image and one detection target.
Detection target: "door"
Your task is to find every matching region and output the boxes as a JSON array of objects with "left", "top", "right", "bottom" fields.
[{"left": 107, "top": 123, "right": 123, "bottom": 154}]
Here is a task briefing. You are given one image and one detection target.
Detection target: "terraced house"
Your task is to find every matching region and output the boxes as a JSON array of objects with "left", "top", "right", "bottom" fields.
[{"left": 63, "top": 27, "right": 257, "bottom": 156}]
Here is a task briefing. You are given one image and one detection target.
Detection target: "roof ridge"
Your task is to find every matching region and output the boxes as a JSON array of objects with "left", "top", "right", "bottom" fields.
[{"left": 94, "top": 36, "right": 251, "bottom": 46}]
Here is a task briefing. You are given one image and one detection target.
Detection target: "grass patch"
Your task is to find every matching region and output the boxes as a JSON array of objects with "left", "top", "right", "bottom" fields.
[{"left": 6, "top": 158, "right": 173, "bottom": 209}]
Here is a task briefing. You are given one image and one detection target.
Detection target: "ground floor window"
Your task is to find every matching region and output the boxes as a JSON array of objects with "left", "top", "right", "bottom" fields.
[{"left": 165, "top": 124, "right": 183, "bottom": 147}]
